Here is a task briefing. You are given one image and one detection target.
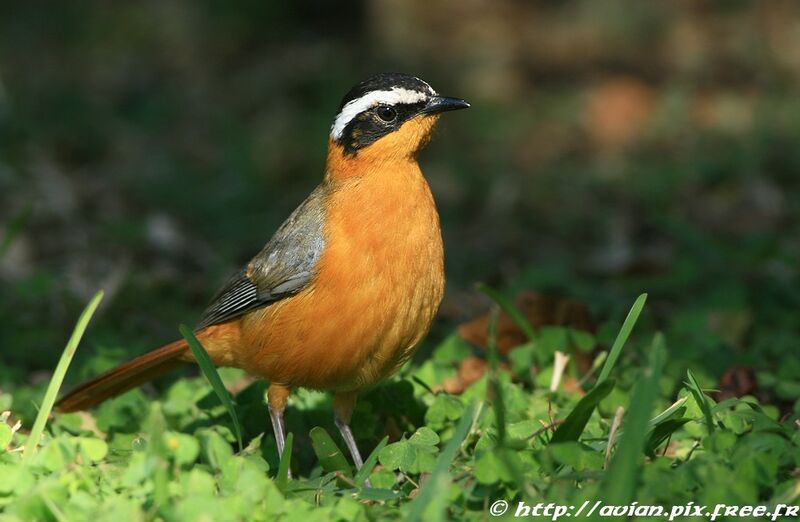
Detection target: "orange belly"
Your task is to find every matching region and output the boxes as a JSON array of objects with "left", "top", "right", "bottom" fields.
[{"left": 206, "top": 162, "right": 444, "bottom": 392}]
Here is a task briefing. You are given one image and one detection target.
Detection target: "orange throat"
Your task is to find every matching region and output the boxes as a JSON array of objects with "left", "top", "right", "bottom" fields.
[{"left": 325, "top": 114, "right": 440, "bottom": 182}]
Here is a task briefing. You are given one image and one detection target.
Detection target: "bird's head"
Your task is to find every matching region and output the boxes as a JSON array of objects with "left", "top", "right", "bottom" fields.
[{"left": 326, "top": 73, "right": 469, "bottom": 171}]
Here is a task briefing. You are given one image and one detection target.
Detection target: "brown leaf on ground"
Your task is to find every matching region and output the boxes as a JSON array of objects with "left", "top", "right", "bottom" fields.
[
  {"left": 447, "top": 291, "right": 598, "bottom": 394},
  {"left": 439, "top": 356, "right": 512, "bottom": 395},
  {"left": 457, "top": 356, "right": 489, "bottom": 390},
  {"left": 715, "top": 365, "right": 757, "bottom": 401},
  {"left": 457, "top": 291, "right": 596, "bottom": 355},
  {"left": 562, "top": 376, "right": 586, "bottom": 397}
]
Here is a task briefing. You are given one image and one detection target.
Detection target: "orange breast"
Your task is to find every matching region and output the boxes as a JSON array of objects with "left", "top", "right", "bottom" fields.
[{"left": 233, "top": 161, "right": 444, "bottom": 391}]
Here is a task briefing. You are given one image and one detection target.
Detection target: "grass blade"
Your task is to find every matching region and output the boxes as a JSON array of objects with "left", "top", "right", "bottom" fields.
[
  {"left": 597, "top": 333, "right": 667, "bottom": 508},
  {"left": 276, "top": 432, "right": 293, "bottom": 491},
  {"left": 648, "top": 396, "right": 688, "bottom": 427},
  {"left": 354, "top": 435, "right": 389, "bottom": 487},
  {"left": 406, "top": 402, "right": 476, "bottom": 522},
  {"left": 23, "top": 290, "right": 104, "bottom": 462},
  {"left": 686, "top": 369, "right": 715, "bottom": 435},
  {"left": 596, "top": 293, "right": 648, "bottom": 385},
  {"left": 549, "top": 379, "right": 615, "bottom": 444},
  {"left": 180, "top": 324, "right": 243, "bottom": 452},
  {"left": 645, "top": 418, "right": 690, "bottom": 457},
  {"left": 309, "top": 426, "right": 352, "bottom": 477},
  {"left": 481, "top": 307, "right": 535, "bottom": 497},
  {"left": 478, "top": 283, "right": 536, "bottom": 339},
  {"left": 486, "top": 308, "right": 506, "bottom": 444}
]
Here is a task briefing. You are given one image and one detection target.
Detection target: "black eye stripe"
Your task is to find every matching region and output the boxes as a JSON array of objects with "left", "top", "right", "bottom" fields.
[
  {"left": 339, "top": 101, "right": 429, "bottom": 155},
  {"left": 374, "top": 102, "right": 425, "bottom": 121}
]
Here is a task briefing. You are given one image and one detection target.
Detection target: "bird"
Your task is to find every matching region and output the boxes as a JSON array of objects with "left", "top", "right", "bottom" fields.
[{"left": 56, "top": 72, "right": 469, "bottom": 475}]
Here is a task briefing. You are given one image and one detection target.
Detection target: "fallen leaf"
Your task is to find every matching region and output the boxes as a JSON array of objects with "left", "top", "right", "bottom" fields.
[
  {"left": 458, "top": 291, "right": 596, "bottom": 355},
  {"left": 716, "top": 366, "right": 757, "bottom": 401},
  {"left": 451, "top": 291, "right": 597, "bottom": 394}
]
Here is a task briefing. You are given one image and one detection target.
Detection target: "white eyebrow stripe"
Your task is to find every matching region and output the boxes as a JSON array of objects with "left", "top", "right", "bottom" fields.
[{"left": 330, "top": 87, "right": 431, "bottom": 140}]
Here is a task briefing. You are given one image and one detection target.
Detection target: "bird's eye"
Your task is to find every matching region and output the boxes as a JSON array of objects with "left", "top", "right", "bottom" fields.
[{"left": 376, "top": 105, "right": 397, "bottom": 122}]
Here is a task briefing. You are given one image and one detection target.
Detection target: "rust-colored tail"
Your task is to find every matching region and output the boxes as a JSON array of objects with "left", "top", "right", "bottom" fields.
[{"left": 56, "top": 339, "right": 189, "bottom": 412}]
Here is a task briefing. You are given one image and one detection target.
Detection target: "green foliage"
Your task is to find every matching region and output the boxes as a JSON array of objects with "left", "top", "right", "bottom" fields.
[
  {"left": 550, "top": 379, "right": 615, "bottom": 444},
  {"left": 478, "top": 284, "right": 536, "bottom": 339},
  {"left": 180, "top": 324, "right": 243, "bottom": 452},
  {"left": 596, "top": 293, "right": 647, "bottom": 384},
  {"left": 686, "top": 368, "right": 717, "bottom": 436},
  {"left": 598, "top": 333, "right": 666, "bottom": 506},
  {"left": 379, "top": 427, "right": 441, "bottom": 474},
  {"left": 406, "top": 403, "right": 476, "bottom": 522},
  {"left": 309, "top": 427, "right": 351, "bottom": 477},
  {"left": 23, "top": 290, "right": 104, "bottom": 462},
  {"left": 276, "top": 432, "right": 293, "bottom": 493},
  {"left": 353, "top": 436, "right": 388, "bottom": 487},
  {"left": 1, "top": 287, "right": 798, "bottom": 520}
]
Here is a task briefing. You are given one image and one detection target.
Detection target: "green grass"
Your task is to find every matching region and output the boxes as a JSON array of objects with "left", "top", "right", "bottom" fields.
[
  {"left": 180, "top": 325, "right": 244, "bottom": 452},
  {"left": 0, "top": 289, "right": 798, "bottom": 521},
  {"left": 685, "top": 368, "right": 716, "bottom": 436},
  {"left": 596, "top": 293, "right": 647, "bottom": 384},
  {"left": 276, "top": 432, "right": 293, "bottom": 492},
  {"left": 406, "top": 402, "right": 476, "bottom": 522},
  {"left": 309, "top": 427, "right": 351, "bottom": 478},
  {"left": 478, "top": 284, "right": 537, "bottom": 340},
  {"left": 22, "top": 290, "right": 104, "bottom": 462},
  {"left": 597, "top": 333, "right": 666, "bottom": 508}
]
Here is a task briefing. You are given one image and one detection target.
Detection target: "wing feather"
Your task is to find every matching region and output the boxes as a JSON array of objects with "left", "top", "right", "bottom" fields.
[{"left": 195, "top": 184, "right": 329, "bottom": 330}]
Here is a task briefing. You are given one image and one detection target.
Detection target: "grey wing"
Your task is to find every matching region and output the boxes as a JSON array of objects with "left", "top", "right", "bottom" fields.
[{"left": 195, "top": 184, "right": 330, "bottom": 330}]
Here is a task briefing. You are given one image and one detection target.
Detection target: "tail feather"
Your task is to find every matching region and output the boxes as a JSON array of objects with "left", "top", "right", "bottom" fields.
[{"left": 56, "top": 339, "right": 189, "bottom": 412}]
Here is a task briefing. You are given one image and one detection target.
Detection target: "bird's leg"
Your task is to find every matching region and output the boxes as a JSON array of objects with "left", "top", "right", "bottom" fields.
[
  {"left": 268, "top": 403, "right": 287, "bottom": 455},
  {"left": 333, "top": 391, "right": 372, "bottom": 486},
  {"left": 267, "top": 383, "right": 292, "bottom": 478}
]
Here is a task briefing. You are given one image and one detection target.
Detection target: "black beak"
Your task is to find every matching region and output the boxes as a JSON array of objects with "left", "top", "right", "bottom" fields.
[{"left": 421, "top": 96, "right": 471, "bottom": 115}]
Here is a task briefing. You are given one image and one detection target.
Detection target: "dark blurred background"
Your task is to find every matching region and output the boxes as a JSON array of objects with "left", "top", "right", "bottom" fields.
[{"left": 1, "top": 1, "right": 798, "bottom": 399}]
